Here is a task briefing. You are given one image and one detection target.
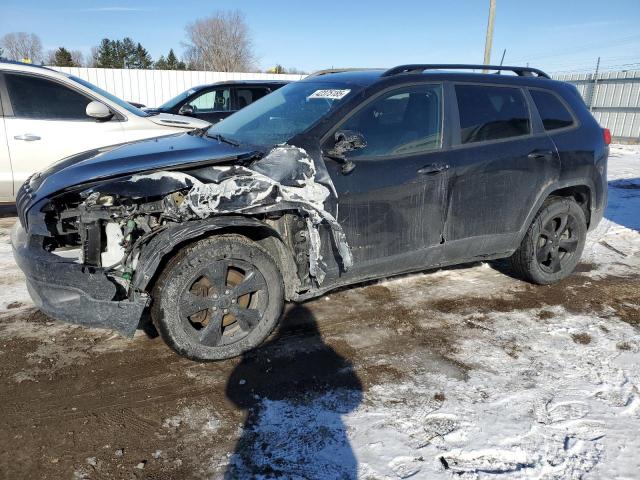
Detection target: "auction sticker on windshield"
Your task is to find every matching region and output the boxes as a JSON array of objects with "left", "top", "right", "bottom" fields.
[{"left": 308, "top": 89, "right": 351, "bottom": 100}]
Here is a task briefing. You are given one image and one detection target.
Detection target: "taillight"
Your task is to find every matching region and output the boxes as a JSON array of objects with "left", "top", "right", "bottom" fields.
[{"left": 603, "top": 128, "right": 611, "bottom": 145}]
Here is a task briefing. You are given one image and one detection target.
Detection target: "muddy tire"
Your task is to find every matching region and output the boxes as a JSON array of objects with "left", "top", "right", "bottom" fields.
[
  {"left": 151, "top": 234, "right": 284, "bottom": 361},
  {"left": 509, "top": 197, "right": 587, "bottom": 285}
]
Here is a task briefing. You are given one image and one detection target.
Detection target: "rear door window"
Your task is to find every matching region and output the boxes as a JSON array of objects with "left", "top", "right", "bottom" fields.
[
  {"left": 530, "top": 89, "right": 575, "bottom": 131},
  {"left": 5, "top": 73, "right": 92, "bottom": 120},
  {"left": 338, "top": 84, "right": 443, "bottom": 158},
  {"left": 235, "top": 87, "right": 270, "bottom": 109},
  {"left": 455, "top": 84, "right": 530, "bottom": 144}
]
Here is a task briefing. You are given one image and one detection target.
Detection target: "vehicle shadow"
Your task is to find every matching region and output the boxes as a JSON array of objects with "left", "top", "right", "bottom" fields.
[
  {"left": 606, "top": 177, "right": 640, "bottom": 232},
  {"left": 224, "top": 304, "right": 363, "bottom": 479}
]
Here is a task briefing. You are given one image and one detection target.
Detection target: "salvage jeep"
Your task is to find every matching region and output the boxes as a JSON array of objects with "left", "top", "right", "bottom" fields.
[{"left": 12, "top": 65, "right": 609, "bottom": 361}]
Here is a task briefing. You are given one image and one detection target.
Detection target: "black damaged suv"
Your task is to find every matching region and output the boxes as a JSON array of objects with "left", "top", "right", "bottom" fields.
[{"left": 13, "top": 64, "right": 609, "bottom": 361}]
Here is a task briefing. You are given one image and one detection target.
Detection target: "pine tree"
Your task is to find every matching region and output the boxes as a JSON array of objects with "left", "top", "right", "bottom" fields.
[
  {"left": 53, "top": 47, "right": 75, "bottom": 67},
  {"left": 133, "top": 43, "right": 152, "bottom": 69},
  {"left": 96, "top": 38, "right": 115, "bottom": 68},
  {"left": 166, "top": 49, "right": 180, "bottom": 69},
  {"left": 95, "top": 37, "right": 153, "bottom": 69},
  {"left": 154, "top": 55, "right": 168, "bottom": 70},
  {"left": 120, "top": 37, "right": 136, "bottom": 68}
]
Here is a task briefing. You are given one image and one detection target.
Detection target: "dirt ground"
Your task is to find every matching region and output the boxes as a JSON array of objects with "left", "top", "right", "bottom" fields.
[{"left": 0, "top": 263, "right": 638, "bottom": 479}]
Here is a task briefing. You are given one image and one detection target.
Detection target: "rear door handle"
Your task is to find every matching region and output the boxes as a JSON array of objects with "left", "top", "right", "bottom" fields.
[
  {"left": 528, "top": 150, "right": 554, "bottom": 160},
  {"left": 14, "top": 134, "right": 41, "bottom": 141},
  {"left": 418, "top": 163, "right": 450, "bottom": 175}
]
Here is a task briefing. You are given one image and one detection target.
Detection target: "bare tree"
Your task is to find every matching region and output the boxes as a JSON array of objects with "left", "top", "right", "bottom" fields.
[
  {"left": 183, "top": 10, "right": 256, "bottom": 72},
  {"left": 0, "top": 32, "right": 43, "bottom": 63},
  {"left": 86, "top": 46, "right": 99, "bottom": 67},
  {"left": 71, "top": 50, "right": 85, "bottom": 67}
]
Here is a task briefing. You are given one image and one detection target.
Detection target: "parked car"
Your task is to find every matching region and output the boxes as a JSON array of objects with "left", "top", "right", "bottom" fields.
[
  {"left": 12, "top": 64, "right": 609, "bottom": 361},
  {"left": 143, "top": 80, "right": 289, "bottom": 124},
  {"left": 0, "top": 61, "right": 211, "bottom": 202}
]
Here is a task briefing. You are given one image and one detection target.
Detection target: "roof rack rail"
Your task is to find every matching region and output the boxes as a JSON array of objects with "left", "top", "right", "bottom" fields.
[
  {"left": 381, "top": 64, "right": 550, "bottom": 79},
  {"left": 306, "top": 67, "right": 383, "bottom": 78}
]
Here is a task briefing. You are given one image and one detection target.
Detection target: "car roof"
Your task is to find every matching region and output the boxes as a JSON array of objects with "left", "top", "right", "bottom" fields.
[
  {"left": 188, "top": 79, "right": 291, "bottom": 91},
  {"left": 301, "top": 65, "right": 563, "bottom": 89},
  {"left": 0, "top": 59, "right": 73, "bottom": 80}
]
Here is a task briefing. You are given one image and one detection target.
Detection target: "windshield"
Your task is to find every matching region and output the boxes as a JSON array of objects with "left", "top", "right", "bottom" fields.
[
  {"left": 208, "top": 81, "right": 359, "bottom": 146},
  {"left": 158, "top": 88, "right": 198, "bottom": 110},
  {"left": 70, "top": 75, "right": 150, "bottom": 117}
]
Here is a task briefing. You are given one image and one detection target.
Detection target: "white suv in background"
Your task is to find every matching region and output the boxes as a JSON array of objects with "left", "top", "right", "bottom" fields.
[{"left": 0, "top": 61, "right": 211, "bottom": 202}]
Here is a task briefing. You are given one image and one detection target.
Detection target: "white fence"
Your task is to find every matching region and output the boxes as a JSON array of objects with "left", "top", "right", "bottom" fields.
[
  {"left": 50, "top": 67, "right": 305, "bottom": 108},
  {"left": 553, "top": 70, "right": 640, "bottom": 142}
]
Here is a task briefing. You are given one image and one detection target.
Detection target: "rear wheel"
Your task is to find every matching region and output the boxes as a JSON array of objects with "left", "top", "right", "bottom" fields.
[
  {"left": 151, "top": 234, "right": 284, "bottom": 361},
  {"left": 509, "top": 197, "right": 587, "bottom": 284}
]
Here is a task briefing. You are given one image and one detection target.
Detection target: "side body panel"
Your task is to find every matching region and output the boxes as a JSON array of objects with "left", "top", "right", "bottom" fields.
[
  {"left": 0, "top": 116, "right": 13, "bottom": 201},
  {"left": 4, "top": 117, "right": 126, "bottom": 192},
  {"left": 551, "top": 84, "right": 608, "bottom": 224}
]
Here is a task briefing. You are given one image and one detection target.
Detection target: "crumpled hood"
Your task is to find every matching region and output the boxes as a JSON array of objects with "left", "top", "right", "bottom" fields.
[
  {"left": 28, "top": 132, "right": 259, "bottom": 201},
  {"left": 148, "top": 112, "right": 211, "bottom": 130}
]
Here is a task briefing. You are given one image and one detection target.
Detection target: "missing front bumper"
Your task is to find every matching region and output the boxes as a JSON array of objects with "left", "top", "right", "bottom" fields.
[{"left": 11, "top": 224, "right": 147, "bottom": 336}]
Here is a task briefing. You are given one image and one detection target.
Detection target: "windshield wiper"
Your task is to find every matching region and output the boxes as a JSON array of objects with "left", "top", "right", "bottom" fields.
[
  {"left": 188, "top": 126, "right": 209, "bottom": 137},
  {"left": 206, "top": 133, "right": 240, "bottom": 147}
]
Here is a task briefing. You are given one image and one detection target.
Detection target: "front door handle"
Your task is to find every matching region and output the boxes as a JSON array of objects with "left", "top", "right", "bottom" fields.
[
  {"left": 418, "top": 163, "right": 450, "bottom": 175},
  {"left": 527, "top": 150, "right": 554, "bottom": 160},
  {"left": 14, "top": 134, "right": 41, "bottom": 142}
]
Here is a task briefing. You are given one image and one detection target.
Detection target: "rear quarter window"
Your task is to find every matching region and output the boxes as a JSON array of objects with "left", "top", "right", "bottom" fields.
[
  {"left": 530, "top": 89, "right": 575, "bottom": 131},
  {"left": 455, "top": 84, "right": 530, "bottom": 144}
]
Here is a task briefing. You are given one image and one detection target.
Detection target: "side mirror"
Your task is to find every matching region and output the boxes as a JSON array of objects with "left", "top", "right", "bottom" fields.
[
  {"left": 333, "top": 130, "right": 366, "bottom": 154},
  {"left": 178, "top": 104, "right": 194, "bottom": 116},
  {"left": 326, "top": 130, "right": 366, "bottom": 175},
  {"left": 86, "top": 101, "right": 113, "bottom": 121}
]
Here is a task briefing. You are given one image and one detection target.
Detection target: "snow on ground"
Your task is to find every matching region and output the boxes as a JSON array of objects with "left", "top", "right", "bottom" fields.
[
  {"left": 0, "top": 218, "right": 31, "bottom": 310},
  {"left": 0, "top": 145, "right": 638, "bottom": 479}
]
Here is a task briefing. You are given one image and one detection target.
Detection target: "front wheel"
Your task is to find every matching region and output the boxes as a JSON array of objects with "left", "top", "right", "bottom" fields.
[
  {"left": 151, "top": 234, "right": 284, "bottom": 361},
  {"left": 509, "top": 197, "right": 587, "bottom": 284}
]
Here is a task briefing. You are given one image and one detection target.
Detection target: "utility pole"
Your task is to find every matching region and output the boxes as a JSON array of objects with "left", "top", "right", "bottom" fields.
[
  {"left": 589, "top": 56, "right": 601, "bottom": 112},
  {"left": 483, "top": 0, "right": 496, "bottom": 73}
]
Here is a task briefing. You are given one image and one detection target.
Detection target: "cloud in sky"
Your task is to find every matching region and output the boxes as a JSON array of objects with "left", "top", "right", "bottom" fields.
[{"left": 79, "top": 6, "right": 148, "bottom": 12}]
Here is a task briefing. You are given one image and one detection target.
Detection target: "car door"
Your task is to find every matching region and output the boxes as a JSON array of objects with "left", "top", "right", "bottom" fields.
[
  {"left": 182, "top": 86, "right": 233, "bottom": 123},
  {"left": 1, "top": 72, "right": 126, "bottom": 193},
  {"left": 322, "top": 83, "right": 450, "bottom": 277},
  {"left": 443, "top": 83, "right": 559, "bottom": 257}
]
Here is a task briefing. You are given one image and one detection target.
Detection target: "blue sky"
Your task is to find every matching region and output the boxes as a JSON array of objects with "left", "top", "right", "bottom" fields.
[{"left": 1, "top": 0, "right": 639, "bottom": 73}]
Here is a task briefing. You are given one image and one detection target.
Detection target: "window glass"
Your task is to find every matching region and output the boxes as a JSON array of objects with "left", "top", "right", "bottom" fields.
[
  {"left": 6, "top": 73, "right": 92, "bottom": 120},
  {"left": 209, "top": 81, "right": 359, "bottom": 146},
  {"left": 530, "top": 89, "right": 574, "bottom": 131},
  {"left": 188, "top": 88, "right": 231, "bottom": 112},
  {"left": 70, "top": 75, "right": 148, "bottom": 117},
  {"left": 235, "top": 87, "right": 269, "bottom": 109},
  {"left": 338, "top": 84, "right": 443, "bottom": 158},
  {"left": 455, "top": 85, "right": 530, "bottom": 144}
]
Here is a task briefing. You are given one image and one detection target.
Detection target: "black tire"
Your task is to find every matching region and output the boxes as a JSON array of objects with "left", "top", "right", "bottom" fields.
[
  {"left": 151, "top": 234, "right": 284, "bottom": 361},
  {"left": 509, "top": 197, "right": 587, "bottom": 285}
]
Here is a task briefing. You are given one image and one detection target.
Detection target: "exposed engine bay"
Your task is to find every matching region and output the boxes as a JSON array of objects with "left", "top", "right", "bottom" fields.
[{"left": 40, "top": 145, "right": 353, "bottom": 299}]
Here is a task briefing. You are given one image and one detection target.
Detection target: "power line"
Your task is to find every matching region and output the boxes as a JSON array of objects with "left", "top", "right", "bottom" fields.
[{"left": 509, "top": 34, "right": 640, "bottom": 64}]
